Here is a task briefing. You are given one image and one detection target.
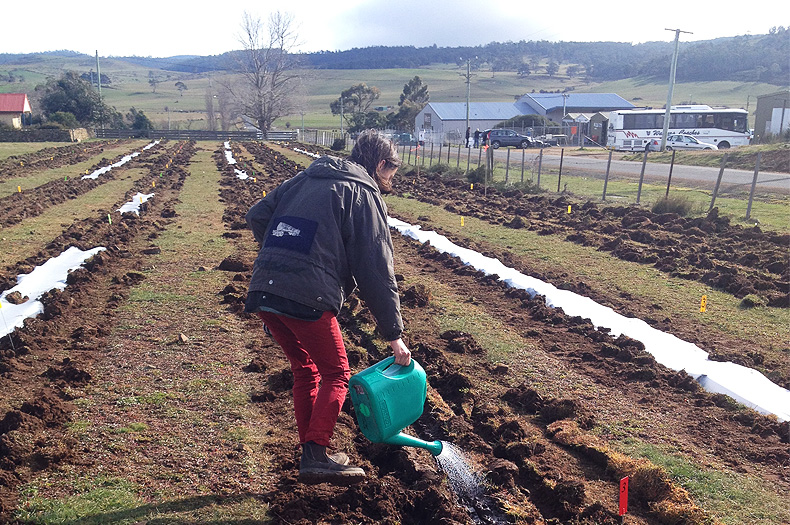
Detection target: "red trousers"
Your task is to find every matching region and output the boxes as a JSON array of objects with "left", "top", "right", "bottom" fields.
[{"left": 257, "top": 311, "right": 350, "bottom": 447}]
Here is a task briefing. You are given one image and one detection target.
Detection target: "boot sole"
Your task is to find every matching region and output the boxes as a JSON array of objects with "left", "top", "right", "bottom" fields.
[{"left": 298, "top": 469, "right": 366, "bottom": 486}]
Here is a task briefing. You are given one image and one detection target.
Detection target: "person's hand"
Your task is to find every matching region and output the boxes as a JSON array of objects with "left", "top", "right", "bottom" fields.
[{"left": 389, "top": 338, "right": 411, "bottom": 366}]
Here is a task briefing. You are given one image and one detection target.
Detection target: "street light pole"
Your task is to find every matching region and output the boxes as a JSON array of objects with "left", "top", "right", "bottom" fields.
[
  {"left": 660, "top": 28, "right": 693, "bottom": 151},
  {"left": 465, "top": 58, "right": 471, "bottom": 134}
]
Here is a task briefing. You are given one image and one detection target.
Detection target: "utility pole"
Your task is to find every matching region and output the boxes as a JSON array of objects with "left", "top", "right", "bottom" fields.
[
  {"left": 660, "top": 28, "right": 693, "bottom": 151},
  {"left": 95, "top": 50, "right": 104, "bottom": 130},
  {"left": 460, "top": 57, "right": 476, "bottom": 137}
]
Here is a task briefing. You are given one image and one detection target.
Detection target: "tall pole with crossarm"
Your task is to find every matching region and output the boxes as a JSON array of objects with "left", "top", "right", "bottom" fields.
[{"left": 660, "top": 28, "right": 693, "bottom": 151}]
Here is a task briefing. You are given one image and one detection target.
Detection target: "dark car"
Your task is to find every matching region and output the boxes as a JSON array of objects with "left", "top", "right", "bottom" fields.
[{"left": 482, "top": 129, "right": 543, "bottom": 149}]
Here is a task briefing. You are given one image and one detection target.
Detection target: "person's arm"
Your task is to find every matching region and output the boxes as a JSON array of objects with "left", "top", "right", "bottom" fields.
[
  {"left": 345, "top": 190, "right": 404, "bottom": 343},
  {"left": 246, "top": 187, "right": 281, "bottom": 244}
]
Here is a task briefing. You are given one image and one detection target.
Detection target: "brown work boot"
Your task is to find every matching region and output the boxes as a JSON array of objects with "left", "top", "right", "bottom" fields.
[{"left": 298, "top": 441, "right": 365, "bottom": 485}]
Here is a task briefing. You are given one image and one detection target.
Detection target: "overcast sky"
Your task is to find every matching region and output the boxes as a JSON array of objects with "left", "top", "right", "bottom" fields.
[{"left": 3, "top": 0, "right": 783, "bottom": 58}]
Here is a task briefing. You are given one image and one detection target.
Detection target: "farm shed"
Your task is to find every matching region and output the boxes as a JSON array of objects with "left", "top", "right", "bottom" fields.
[
  {"left": 519, "top": 93, "right": 634, "bottom": 122},
  {"left": 414, "top": 102, "right": 523, "bottom": 143},
  {"left": 415, "top": 93, "right": 633, "bottom": 143},
  {"left": 753, "top": 89, "right": 790, "bottom": 141},
  {"left": 0, "top": 93, "right": 32, "bottom": 129}
]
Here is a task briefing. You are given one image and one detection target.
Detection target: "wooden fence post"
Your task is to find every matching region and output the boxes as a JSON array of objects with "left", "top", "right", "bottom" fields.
[
  {"left": 557, "top": 148, "right": 564, "bottom": 192},
  {"left": 636, "top": 150, "right": 648, "bottom": 203},
  {"left": 709, "top": 153, "right": 728, "bottom": 211},
  {"left": 745, "top": 152, "right": 761, "bottom": 220},
  {"left": 602, "top": 150, "right": 612, "bottom": 201},
  {"left": 665, "top": 150, "right": 677, "bottom": 198}
]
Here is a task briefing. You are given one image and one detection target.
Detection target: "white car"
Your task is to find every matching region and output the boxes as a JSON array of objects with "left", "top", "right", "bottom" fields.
[{"left": 664, "top": 134, "right": 718, "bottom": 151}]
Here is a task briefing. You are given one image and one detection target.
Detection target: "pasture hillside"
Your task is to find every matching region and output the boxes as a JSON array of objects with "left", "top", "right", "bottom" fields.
[{"left": 0, "top": 51, "right": 782, "bottom": 131}]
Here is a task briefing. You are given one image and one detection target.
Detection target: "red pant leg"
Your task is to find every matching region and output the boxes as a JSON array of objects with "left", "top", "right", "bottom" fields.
[{"left": 257, "top": 311, "right": 349, "bottom": 447}]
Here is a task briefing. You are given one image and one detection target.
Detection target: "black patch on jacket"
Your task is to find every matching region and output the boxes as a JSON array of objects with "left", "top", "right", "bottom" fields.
[{"left": 265, "top": 216, "right": 317, "bottom": 254}]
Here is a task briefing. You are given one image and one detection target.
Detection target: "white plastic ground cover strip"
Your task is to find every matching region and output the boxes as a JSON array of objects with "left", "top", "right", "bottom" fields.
[
  {"left": 389, "top": 217, "right": 790, "bottom": 422},
  {"left": 224, "top": 141, "right": 250, "bottom": 179},
  {"left": 294, "top": 148, "right": 320, "bottom": 159},
  {"left": 117, "top": 192, "right": 155, "bottom": 215},
  {"left": 0, "top": 247, "right": 106, "bottom": 338},
  {"left": 82, "top": 140, "right": 159, "bottom": 180}
]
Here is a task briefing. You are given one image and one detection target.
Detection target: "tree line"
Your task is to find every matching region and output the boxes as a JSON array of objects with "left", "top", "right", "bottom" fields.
[{"left": 113, "top": 27, "right": 787, "bottom": 85}]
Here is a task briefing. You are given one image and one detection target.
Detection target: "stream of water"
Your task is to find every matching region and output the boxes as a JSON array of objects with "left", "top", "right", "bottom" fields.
[{"left": 435, "top": 441, "right": 508, "bottom": 524}]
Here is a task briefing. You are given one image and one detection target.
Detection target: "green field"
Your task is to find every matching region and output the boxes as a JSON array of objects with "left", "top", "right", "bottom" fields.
[{"left": 0, "top": 54, "right": 781, "bottom": 131}]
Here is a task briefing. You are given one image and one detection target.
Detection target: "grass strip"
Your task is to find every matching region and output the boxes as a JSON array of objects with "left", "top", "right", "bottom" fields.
[
  {"left": 0, "top": 168, "right": 149, "bottom": 268},
  {"left": 386, "top": 195, "right": 790, "bottom": 354}
]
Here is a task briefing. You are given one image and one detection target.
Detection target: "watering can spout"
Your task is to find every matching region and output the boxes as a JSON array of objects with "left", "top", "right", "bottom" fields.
[{"left": 383, "top": 432, "right": 443, "bottom": 456}]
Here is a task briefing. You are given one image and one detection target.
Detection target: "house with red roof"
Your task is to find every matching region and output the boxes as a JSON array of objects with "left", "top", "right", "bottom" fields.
[{"left": 0, "top": 93, "right": 32, "bottom": 129}]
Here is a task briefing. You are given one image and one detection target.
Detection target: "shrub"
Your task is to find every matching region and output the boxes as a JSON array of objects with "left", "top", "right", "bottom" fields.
[
  {"left": 652, "top": 195, "right": 692, "bottom": 216},
  {"left": 50, "top": 111, "right": 79, "bottom": 128},
  {"left": 739, "top": 294, "right": 766, "bottom": 308},
  {"left": 426, "top": 162, "right": 450, "bottom": 174},
  {"left": 331, "top": 138, "right": 346, "bottom": 151},
  {"left": 467, "top": 165, "right": 487, "bottom": 184}
]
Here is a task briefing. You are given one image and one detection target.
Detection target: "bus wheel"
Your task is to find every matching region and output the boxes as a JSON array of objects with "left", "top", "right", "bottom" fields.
[{"left": 718, "top": 141, "right": 730, "bottom": 149}]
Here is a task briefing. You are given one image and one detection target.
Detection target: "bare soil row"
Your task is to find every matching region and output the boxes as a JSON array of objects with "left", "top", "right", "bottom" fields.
[{"left": 0, "top": 141, "right": 786, "bottom": 524}]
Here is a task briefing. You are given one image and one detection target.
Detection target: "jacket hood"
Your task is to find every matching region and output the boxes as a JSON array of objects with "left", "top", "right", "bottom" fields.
[{"left": 304, "top": 156, "right": 379, "bottom": 192}]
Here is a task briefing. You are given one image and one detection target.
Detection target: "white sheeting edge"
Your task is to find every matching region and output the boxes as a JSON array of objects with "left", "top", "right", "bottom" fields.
[
  {"left": 0, "top": 247, "right": 106, "bottom": 338},
  {"left": 389, "top": 217, "right": 790, "bottom": 422},
  {"left": 82, "top": 151, "right": 140, "bottom": 180},
  {"left": 118, "top": 192, "right": 155, "bottom": 215}
]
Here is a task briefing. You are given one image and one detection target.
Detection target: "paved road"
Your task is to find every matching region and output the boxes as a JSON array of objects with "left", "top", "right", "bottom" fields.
[{"left": 489, "top": 148, "right": 790, "bottom": 193}]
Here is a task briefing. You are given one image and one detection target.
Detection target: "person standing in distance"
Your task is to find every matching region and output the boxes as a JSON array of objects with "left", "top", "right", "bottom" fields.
[{"left": 245, "top": 129, "right": 411, "bottom": 485}]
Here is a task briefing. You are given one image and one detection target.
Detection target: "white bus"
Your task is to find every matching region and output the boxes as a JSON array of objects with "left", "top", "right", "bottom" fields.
[{"left": 607, "top": 105, "right": 750, "bottom": 151}]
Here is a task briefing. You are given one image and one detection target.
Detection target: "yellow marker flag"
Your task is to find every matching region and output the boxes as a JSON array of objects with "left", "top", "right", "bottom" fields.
[
  {"left": 152, "top": 181, "right": 156, "bottom": 188},
  {"left": 140, "top": 196, "right": 143, "bottom": 203},
  {"left": 568, "top": 205, "right": 572, "bottom": 214},
  {"left": 108, "top": 214, "right": 112, "bottom": 225},
  {"left": 470, "top": 183, "right": 474, "bottom": 190},
  {"left": 461, "top": 217, "right": 465, "bottom": 226},
  {"left": 18, "top": 186, "right": 21, "bottom": 193},
  {"left": 263, "top": 190, "right": 267, "bottom": 197},
  {"left": 700, "top": 295, "right": 707, "bottom": 313}
]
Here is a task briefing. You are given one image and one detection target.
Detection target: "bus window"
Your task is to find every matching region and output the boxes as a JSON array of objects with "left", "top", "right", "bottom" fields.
[
  {"left": 717, "top": 114, "right": 747, "bottom": 132},
  {"left": 672, "top": 113, "right": 697, "bottom": 128},
  {"left": 701, "top": 114, "right": 715, "bottom": 128}
]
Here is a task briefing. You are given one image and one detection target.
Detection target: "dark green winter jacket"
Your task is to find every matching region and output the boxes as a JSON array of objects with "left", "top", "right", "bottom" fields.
[{"left": 245, "top": 155, "right": 403, "bottom": 341}]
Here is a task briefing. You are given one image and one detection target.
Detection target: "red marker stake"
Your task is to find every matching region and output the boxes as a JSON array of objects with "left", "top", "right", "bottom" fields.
[{"left": 619, "top": 476, "right": 629, "bottom": 516}]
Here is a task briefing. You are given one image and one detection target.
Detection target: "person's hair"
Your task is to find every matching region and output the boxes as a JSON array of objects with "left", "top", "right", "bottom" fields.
[{"left": 348, "top": 129, "right": 401, "bottom": 192}]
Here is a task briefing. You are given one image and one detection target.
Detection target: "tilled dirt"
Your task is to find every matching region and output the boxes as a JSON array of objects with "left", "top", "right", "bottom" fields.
[
  {"left": 0, "top": 140, "right": 129, "bottom": 182},
  {"left": 0, "top": 142, "right": 167, "bottom": 228},
  {"left": 0, "top": 141, "right": 196, "bottom": 518},
  {"left": 0, "top": 141, "right": 787, "bottom": 524}
]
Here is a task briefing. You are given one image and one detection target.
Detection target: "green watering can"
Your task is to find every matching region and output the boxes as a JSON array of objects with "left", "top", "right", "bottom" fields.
[{"left": 349, "top": 357, "right": 443, "bottom": 456}]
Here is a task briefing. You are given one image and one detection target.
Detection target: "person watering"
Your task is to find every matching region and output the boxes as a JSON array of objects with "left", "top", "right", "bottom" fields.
[{"left": 245, "top": 129, "right": 411, "bottom": 485}]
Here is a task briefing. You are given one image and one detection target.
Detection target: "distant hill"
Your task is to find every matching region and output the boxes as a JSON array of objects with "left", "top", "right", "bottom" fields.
[{"left": 1, "top": 28, "right": 787, "bottom": 85}]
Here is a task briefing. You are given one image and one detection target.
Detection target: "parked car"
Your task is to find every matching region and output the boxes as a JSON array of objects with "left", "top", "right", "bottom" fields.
[
  {"left": 392, "top": 132, "right": 417, "bottom": 146},
  {"left": 648, "top": 134, "right": 718, "bottom": 151},
  {"left": 482, "top": 129, "right": 544, "bottom": 149}
]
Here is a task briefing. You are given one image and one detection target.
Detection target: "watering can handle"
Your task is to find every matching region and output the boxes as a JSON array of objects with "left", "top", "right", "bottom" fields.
[{"left": 377, "top": 355, "right": 415, "bottom": 377}]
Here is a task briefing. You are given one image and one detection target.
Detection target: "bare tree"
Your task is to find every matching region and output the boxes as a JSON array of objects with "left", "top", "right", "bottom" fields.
[
  {"left": 205, "top": 89, "right": 217, "bottom": 131},
  {"left": 232, "top": 11, "right": 301, "bottom": 138}
]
